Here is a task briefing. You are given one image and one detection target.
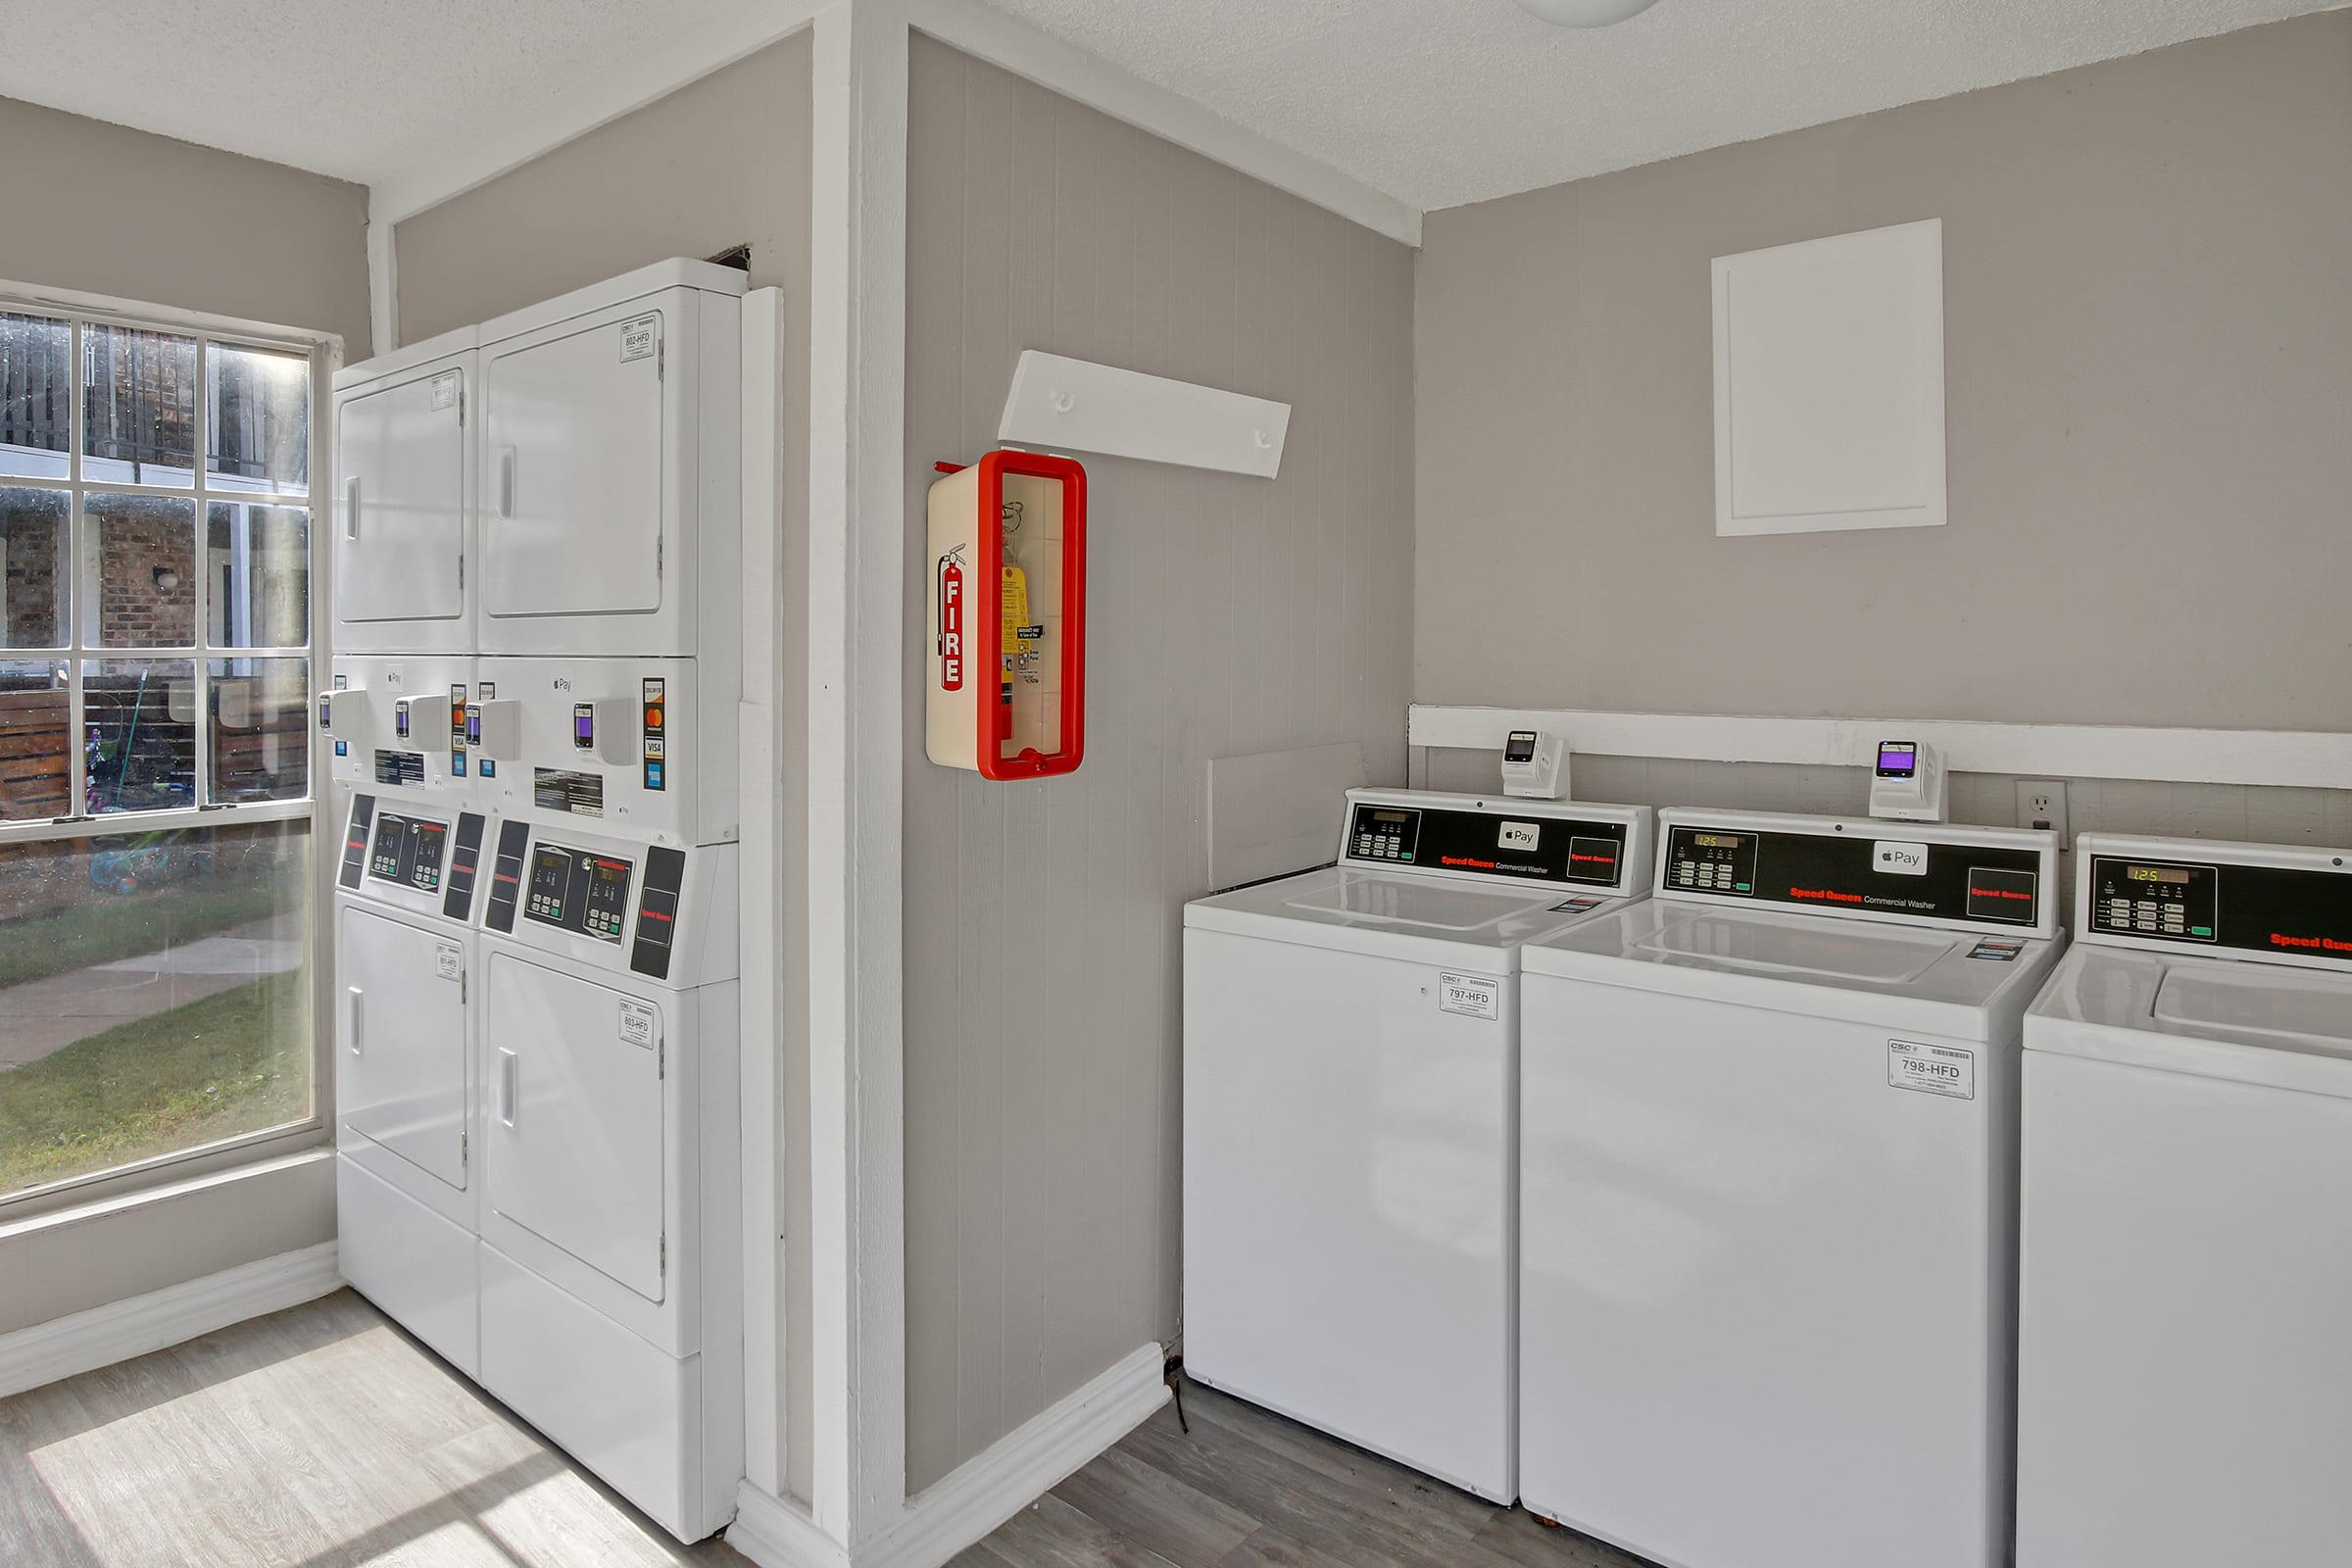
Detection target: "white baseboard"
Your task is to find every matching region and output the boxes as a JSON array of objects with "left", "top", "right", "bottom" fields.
[
  {"left": 726, "top": 1342, "right": 1170, "bottom": 1568},
  {"left": 868, "top": 1342, "right": 1170, "bottom": 1568},
  {"left": 0, "top": 1240, "right": 342, "bottom": 1400},
  {"left": 727, "top": 1485, "right": 852, "bottom": 1568}
]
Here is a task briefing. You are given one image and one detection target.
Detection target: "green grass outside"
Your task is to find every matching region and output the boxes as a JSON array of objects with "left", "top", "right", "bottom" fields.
[
  {"left": 0, "top": 969, "right": 310, "bottom": 1195},
  {"left": 0, "top": 874, "right": 285, "bottom": 991}
]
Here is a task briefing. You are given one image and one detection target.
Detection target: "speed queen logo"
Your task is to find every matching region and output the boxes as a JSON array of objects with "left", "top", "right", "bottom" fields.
[{"left": 937, "top": 557, "right": 964, "bottom": 691}]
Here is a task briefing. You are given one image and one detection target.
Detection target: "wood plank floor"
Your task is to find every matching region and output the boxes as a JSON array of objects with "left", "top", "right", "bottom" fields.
[
  {"left": 2, "top": 1291, "right": 1647, "bottom": 1568},
  {"left": 0, "top": 1290, "right": 746, "bottom": 1568},
  {"left": 957, "top": 1378, "right": 1650, "bottom": 1568}
]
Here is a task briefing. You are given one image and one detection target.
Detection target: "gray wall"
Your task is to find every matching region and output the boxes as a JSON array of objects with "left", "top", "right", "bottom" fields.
[
  {"left": 902, "top": 34, "right": 1416, "bottom": 1491},
  {"left": 391, "top": 31, "right": 819, "bottom": 1502},
  {"left": 0, "top": 95, "right": 370, "bottom": 356},
  {"left": 1415, "top": 11, "right": 2352, "bottom": 731}
]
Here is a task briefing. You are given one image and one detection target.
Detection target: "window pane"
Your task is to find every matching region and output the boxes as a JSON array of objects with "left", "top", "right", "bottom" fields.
[
  {"left": 2, "top": 487, "right": 68, "bottom": 648},
  {"left": 0, "top": 312, "right": 72, "bottom": 480},
  {"left": 82, "top": 323, "right": 195, "bottom": 488},
  {"left": 207, "top": 657, "right": 308, "bottom": 804},
  {"left": 0, "top": 659, "right": 71, "bottom": 822},
  {"left": 82, "top": 492, "right": 196, "bottom": 648},
  {"left": 79, "top": 658, "right": 195, "bottom": 815},
  {"left": 0, "top": 819, "right": 312, "bottom": 1198},
  {"left": 207, "top": 343, "right": 308, "bottom": 496},
  {"left": 205, "top": 502, "right": 308, "bottom": 648}
]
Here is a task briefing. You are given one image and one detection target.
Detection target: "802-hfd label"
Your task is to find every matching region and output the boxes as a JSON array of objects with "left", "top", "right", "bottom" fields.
[{"left": 1887, "top": 1039, "right": 1975, "bottom": 1101}]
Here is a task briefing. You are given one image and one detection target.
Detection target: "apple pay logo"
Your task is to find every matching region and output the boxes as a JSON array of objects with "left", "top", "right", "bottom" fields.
[{"left": 1874, "top": 841, "right": 1930, "bottom": 876}]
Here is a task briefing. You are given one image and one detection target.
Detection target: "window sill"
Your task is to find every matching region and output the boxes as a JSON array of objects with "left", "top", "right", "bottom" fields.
[{"left": 0, "top": 1136, "right": 331, "bottom": 1244}]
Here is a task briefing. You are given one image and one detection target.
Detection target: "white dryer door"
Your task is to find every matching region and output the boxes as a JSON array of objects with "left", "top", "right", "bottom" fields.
[
  {"left": 337, "top": 904, "right": 467, "bottom": 1190},
  {"left": 484, "top": 953, "right": 665, "bottom": 1301},
  {"left": 481, "top": 313, "right": 664, "bottom": 621},
  {"left": 335, "top": 368, "right": 467, "bottom": 628}
]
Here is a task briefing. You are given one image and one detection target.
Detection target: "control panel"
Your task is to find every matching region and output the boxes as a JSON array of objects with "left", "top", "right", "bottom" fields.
[
  {"left": 2081, "top": 838, "right": 2352, "bottom": 965},
  {"left": 369, "top": 810, "right": 450, "bottom": 895},
  {"left": 337, "top": 794, "right": 488, "bottom": 921},
  {"left": 2087, "top": 857, "right": 2214, "bottom": 943},
  {"left": 482, "top": 818, "right": 732, "bottom": 984},
  {"left": 1668, "top": 829, "right": 1757, "bottom": 895},
  {"left": 322, "top": 655, "right": 477, "bottom": 798},
  {"left": 1658, "top": 811, "right": 2059, "bottom": 938},
  {"left": 1338, "top": 792, "right": 1646, "bottom": 892},
  {"left": 521, "top": 843, "right": 636, "bottom": 944}
]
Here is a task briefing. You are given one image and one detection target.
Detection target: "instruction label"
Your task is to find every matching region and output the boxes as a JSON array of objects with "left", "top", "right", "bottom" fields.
[
  {"left": 1439, "top": 972, "right": 1499, "bottom": 1021},
  {"left": 1888, "top": 1039, "right": 1975, "bottom": 1101},
  {"left": 619, "top": 1000, "right": 656, "bottom": 1049},
  {"left": 429, "top": 370, "right": 460, "bottom": 411},
  {"left": 435, "top": 942, "right": 461, "bottom": 981},
  {"left": 620, "top": 316, "right": 658, "bottom": 362}
]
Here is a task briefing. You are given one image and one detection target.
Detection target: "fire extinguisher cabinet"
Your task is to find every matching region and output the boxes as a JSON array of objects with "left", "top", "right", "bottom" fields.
[{"left": 926, "top": 449, "right": 1088, "bottom": 778}]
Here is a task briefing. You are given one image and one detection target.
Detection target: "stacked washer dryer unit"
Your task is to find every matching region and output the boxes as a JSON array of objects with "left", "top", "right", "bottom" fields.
[
  {"left": 466, "top": 261, "right": 746, "bottom": 1543},
  {"left": 1518, "top": 809, "right": 2063, "bottom": 1568},
  {"left": 1184, "top": 789, "right": 1654, "bottom": 1502},
  {"left": 2016, "top": 834, "right": 2352, "bottom": 1567},
  {"left": 323, "top": 326, "right": 490, "bottom": 1376},
  {"left": 325, "top": 261, "right": 746, "bottom": 1543}
]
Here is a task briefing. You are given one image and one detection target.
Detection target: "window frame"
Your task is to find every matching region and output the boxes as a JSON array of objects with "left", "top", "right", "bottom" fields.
[{"left": 0, "top": 275, "right": 339, "bottom": 1219}]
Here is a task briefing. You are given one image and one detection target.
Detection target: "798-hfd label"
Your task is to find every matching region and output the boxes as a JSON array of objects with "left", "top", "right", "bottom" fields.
[{"left": 1887, "top": 1040, "right": 1975, "bottom": 1101}]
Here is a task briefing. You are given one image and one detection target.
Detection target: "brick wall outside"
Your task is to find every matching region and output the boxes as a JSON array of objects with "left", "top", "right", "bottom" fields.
[{"left": 94, "top": 509, "right": 194, "bottom": 649}]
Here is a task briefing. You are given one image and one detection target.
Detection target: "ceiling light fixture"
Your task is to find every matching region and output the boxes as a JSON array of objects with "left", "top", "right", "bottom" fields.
[{"left": 1513, "top": 0, "right": 1662, "bottom": 25}]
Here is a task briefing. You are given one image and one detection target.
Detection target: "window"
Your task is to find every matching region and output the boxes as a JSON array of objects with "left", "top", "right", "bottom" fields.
[{"left": 0, "top": 300, "right": 321, "bottom": 1203}]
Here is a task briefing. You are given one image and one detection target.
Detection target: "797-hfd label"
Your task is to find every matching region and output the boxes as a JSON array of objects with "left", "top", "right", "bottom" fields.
[{"left": 1887, "top": 1040, "right": 1975, "bottom": 1101}]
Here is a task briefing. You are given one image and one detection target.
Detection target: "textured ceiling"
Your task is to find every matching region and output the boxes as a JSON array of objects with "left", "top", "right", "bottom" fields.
[
  {"left": 0, "top": 0, "right": 2335, "bottom": 213},
  {"left": 985, "top": 0, "right": 2343, "bottom": 211}
]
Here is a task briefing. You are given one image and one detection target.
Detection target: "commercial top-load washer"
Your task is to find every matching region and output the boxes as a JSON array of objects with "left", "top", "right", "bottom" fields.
[
  {"left": 1184, "top": 789, "right": 1654, "bottom": 1502},
  {"left": 1517, "top": 808, "right": 2062, "bottom": 1568},
  {"left": 2015, "top": 833, "right": 2352, "bottom": 1567}
]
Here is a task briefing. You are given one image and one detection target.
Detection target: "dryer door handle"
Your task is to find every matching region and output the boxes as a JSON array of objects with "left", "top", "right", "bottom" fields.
[
  {"left": 346, "top": 986, "right": 364, "bottom": 1055},
  {"left": 495, "top": 446, "right": 517, "bottom": 519},
  {"left": 498, "top": 1048, "right": 518, "bottom": 1129}
]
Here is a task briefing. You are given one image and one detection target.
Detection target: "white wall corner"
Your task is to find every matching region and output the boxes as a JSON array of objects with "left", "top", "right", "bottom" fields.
[
  {"left": 729, "top": 1484, "right": 855, "bottom": 1568},
  {"left": 805, "top": 0, "right": 912, "bottom": 1549},
  {"left": 865, "top": 1344, "right": 1170, "bottom": 1568},
  {"left": 906, "top": 0, "right": 1420, "bottom": 248},
  {"left": 365, "top": 200, "right": 398, "bottom": 358},
  {"left": 0, "top": 1241, "right": 342, "bottom": 1401}
]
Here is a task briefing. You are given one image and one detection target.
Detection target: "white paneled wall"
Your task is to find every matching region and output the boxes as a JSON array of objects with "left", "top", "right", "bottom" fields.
[{"left": 901, "top": 36, "right": 1416, "bottom": 1491}]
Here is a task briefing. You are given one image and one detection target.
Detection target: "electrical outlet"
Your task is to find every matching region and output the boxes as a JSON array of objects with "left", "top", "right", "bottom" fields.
[{"left": 2017, "top": 780, "right": 2070, "bottom": 851}]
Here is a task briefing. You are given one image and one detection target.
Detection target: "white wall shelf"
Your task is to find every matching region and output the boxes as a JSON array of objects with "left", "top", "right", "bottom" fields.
[
  {"left": 1408, "top": 706, "right": 2352, "bottom": 791},
  {"left": 998, "top": 351, "right": 1290, "bottom": 478}
]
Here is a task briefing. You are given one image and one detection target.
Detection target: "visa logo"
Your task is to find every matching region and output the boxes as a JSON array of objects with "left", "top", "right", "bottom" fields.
[{"left": 1874, "top": 841, "right": 1930, "bottom": 876}]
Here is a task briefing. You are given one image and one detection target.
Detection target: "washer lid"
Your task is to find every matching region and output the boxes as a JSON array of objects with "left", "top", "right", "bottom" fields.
[
  {"left": 1185, "top": 865, "right": 1629, "bottom": 967},
  {"left": 1524, "top": 900, "right": 2062, "bottom": 1042},
  {"left": 2027, "top": 945, "right": 2352, "bottom": 1098}
]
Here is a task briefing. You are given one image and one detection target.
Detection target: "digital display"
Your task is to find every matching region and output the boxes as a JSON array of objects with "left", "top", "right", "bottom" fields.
[
  {"left": 524, "top": 846, "right": 573, "bottom": 924},
  {"left": 317, "top": 695, "right": 330, "bottom": 729},
  {"left": 1876, "top": 742, "right": 1919, "bottom": 779},
  {"left": 1692, "top": 833, "right": 1745, "bottom": 849},
  {"left": 1372, "top": 809, "right": 1411, "bottom": 824},
  {"left": 1504, "top": 732, "right": 1537, "bottom": 762},
  {"left": 572, "top": 703, "right": 596, "bottom": 750},
  {"left": 2126, "top": 864, "right": 2192, "bottom": 885},
  {"left": 519, "top": 842, "right": 634, "bottom": 943}
]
